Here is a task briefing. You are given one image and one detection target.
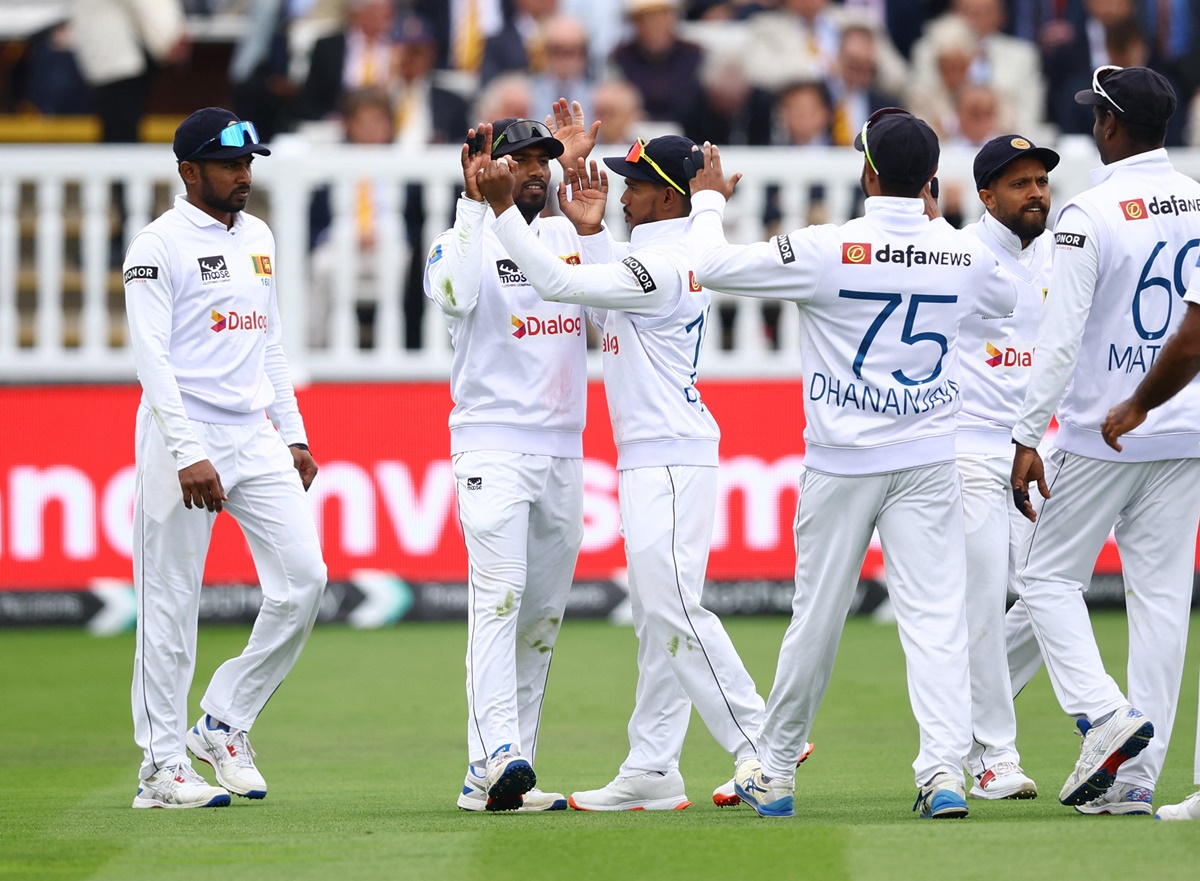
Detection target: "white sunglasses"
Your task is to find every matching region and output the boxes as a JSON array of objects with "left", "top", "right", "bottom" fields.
[{"left": 1092, "top": 65, "right": 1125, "bottom": 113}]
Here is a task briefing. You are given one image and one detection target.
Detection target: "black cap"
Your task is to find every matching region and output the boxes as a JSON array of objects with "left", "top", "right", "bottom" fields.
[
  {"left": 853, "top": 112, "right": 939, "bottom": 187},
  {"left": 603, "top": 135, "right": 699, "bottom": 194},
  {"left": 490, "top": 118, "right": 564, "bottom": 160},
  {"left": 1074, "top": 66, "right": 1177, "bottom": 126},
  {"left": 973, "top": 135, "right": 1060, "bottom": 191},
  {"left": 173, "top": 107, "right": 271, "bottom": 162}
]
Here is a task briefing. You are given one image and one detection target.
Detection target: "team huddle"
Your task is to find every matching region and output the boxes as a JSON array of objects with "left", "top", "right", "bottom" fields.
[{"left": 121, "top": 67, "right": 1200, "bottom": 822}]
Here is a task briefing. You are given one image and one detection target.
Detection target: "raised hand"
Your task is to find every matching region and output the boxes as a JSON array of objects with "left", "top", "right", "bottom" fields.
[
  {"left": 477, "top": 157, "right": 517, "bottom": 213},
  {"left": 546, "top": 98, "right": 600, "bottom": 171},
  {"left": 688, "top": 142, "right": 742, "bottom": 200},
  {"left": 558, "top": 157, "right": 608, "bottom": 235},
  {"left": 461, "top": 122, "right": 493, "bottom": 202}
]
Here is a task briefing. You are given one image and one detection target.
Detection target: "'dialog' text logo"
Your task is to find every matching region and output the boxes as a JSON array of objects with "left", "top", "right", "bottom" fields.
[
  {"left": 211, "top": 309, "right": 268, "bottom": 333},
  {"left": 985, "top": 342, "right": 1032, "bottom": 368},
  {"left": 510, "top": 314, "right": 581, "bottom": 339}
]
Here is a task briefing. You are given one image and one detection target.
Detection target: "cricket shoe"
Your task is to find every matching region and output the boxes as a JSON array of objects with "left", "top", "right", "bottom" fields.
[
  {"left": 187, "top": 714, "right": 267, "bottom": 799},
  {"left": 569, "top": 769, "right": 690, "bottom": 811},
  {"left": 913, "top": 772, "right": 969, "bottom": 819},
  {"left": 1059, "top": 706, "right": 1154, "bottom": 806},
  {"left": 969, "top": 762, "right": 1038, "bottom": 800},
  {"left": 457, "top": 764, "right": 566, "bottom": 811},
  {"left": 483, "top": 743, "right": 536, "bottom": 811},
  {"left": 1155, "top": 790, "right": 1200, "bottom": 821},
  {"left": 1075, "top": 782, "right": 1153, "bottom": 815},
  {"left": 132, "top": 762, "right": 231, "bottom": 809},
  {"left": 733, "top": 758, "right": 794, "bottom": 818},
  {"left": 713, "top": 741, "right": 815, "bottom": 807}
]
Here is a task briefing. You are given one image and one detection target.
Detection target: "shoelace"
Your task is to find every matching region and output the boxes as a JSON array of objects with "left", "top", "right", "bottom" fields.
[
  {"left": 989, "top": 761, "right": 1022, "bottom": 776},
  {"left": 227, "top": 729, "right": 258, "bottom": 768},
  {"left": 164, "top": 763, "right": 207, "bottom": 788}
]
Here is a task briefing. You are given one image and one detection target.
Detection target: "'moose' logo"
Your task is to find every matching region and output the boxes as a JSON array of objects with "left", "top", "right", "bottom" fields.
[
  {"left": 842, "top": 242, "right": 871, "bottom": 264},
  {"left": 985, "top": 342, "right": 1033, "bottom": 368},
  {"left": 210, "top": 309, "right": 267, "bottom": 334},
  {"left": 496, "top": 259, "right": 528, "bottom": 286},
  {"left": 511, "top": 313, "right": 582, "bottom": 338},
  {"left": 197, "top": 255, "right": 231, "bottom": 285},
  {"left": 1120, "top": 199, "right": 1148, "bottom": 221}
]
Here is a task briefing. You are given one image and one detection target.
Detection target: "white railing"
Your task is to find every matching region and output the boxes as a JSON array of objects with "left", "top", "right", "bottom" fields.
[{"left": 4, "top": 138, "right": 1197, "bottom": 383}]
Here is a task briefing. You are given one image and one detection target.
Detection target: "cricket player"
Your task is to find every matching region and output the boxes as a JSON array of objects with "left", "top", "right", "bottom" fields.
[
  {"left": 1102, "top": 289, "right": 1200, "bottom": 822},
  {"left": 1010, "top": 66, "right": 1200, "bottom": 813},
  {"left": 125, "top": 108, "right": 327, "bottom": 808},
  {"left": 956, "top": 135, "right": 1059, "bottom": 801},
  {"left": 477, "top": 135, "right": 767, "bottom": 811},
  {"left": 688, "top": 112, "right": 1018, "bottom": 819},
  {"left": 424, "top": 106, "right": 598, "bottom": 812}
]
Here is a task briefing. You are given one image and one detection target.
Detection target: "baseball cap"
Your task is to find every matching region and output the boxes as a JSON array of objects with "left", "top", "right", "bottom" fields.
[
  {"left": 603, "top": 135, "right": 699, "bottom": 195},
  {"left": 853, "top": 108, "right": 939, "bottom": 187},
  {"left": 173, "top": 108, "right": 270, "bottom": 163},
  {"left": 489, "top": 118, "right": 565, "bottom": 160},
  {"left": 973, "top": 135, "right": 1060, "bottom": 191},
  {"left": 1074, "top": 66, "right": 1177, "bottom": 126}
]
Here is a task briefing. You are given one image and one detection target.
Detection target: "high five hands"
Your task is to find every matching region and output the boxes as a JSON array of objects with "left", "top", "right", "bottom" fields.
[
  {"left": 461, "top": 122, "right": 494, "bottom": 202},
  {"left": 688, "top": 142, "right": 742, "bottom": 201}
]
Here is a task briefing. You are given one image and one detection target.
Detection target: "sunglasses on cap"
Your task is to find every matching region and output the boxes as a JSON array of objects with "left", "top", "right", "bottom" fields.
[
  {"left": 493, "top": 119, "right": 554, "bottom": 151},
  {"left": 859, "top": 106, "right": 909, "bottom": 175},
  {"left": 182, "top": 120, "right": 262, "bottom": 162},
  {"left": 1091, "top": 64, "right": 1125, "bottom": 113},
  {"left": 625, "top": 138, "right": 686, "bottom": 194}
]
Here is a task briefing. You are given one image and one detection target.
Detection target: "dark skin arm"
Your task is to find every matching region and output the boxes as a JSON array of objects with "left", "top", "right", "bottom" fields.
[
  {"left": 1010, "top": 444, "right": 1050, "bottom": 522},
  {"left": 1101, "top": 300, "right": 1200, "bottom": 451}
]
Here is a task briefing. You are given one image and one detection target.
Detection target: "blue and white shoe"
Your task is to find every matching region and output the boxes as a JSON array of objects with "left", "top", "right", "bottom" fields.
[
  {"left": 1075, "top": 783, "right": 1154, "bottom": 815},
  {"left": 457, "top": 764, "right": 566, "bottom": 811},
  {"left": 733, "top": 758, "right": 794, "bottom": 818},
  {"left": 913, "top": 772, "right": 969, "bottom": 819},
  {"left": 483, "top": 744, "right": 536, "bottom": 812},
  {"left": 132, "top": 762, "right": 230, "bottom": 809},
  {"left": 1155, "top": 790, "right": 1200, "bottom": 821},
  {"left": 186, "top": 714, "right": 267, "bottom": 799},
  {"left": 1059, "top": 706, "right": 1154, "bottom": 806}
]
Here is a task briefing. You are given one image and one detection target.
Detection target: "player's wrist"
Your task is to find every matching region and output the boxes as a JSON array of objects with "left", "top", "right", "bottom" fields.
[{"left": 289, "top": 442, "right": 309, "bottom": 452}]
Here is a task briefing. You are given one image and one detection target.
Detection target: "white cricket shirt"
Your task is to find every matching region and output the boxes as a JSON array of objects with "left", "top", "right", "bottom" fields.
[
  {"left": 424, "top": 197, "right": 588, "bottom": 458},
  {"left": 1013, "top": 149, "right": 1200, "bottom": 461},
  {"left": 689, "top": 191, "right": 1017, "bottom": 476},
  {"left": 124, "top": 195, "right": 307, "bottom": 470},
  {"left": 491, "top": 209, "right": 720, "bottom": 470},
  {"left": 957, "top": 211, "right": 1052, "bottom": 455}
]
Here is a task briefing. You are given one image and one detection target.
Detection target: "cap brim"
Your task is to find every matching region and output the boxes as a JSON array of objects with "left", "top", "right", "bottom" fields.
[
  {"left": 493, "top": 136, "right": 564, "bottom": 160},
  {"left": 852, "top": 132, "right": 865, "bottom": 151},
  {"left": 602, "top": 156, "right": 659, "bottom": 182},
  {"left": 1074, "top": 88, "right": 1109, "bottom": 107},
  {"left": 192, "top": 143, "right": 272, "bottom": 161}
]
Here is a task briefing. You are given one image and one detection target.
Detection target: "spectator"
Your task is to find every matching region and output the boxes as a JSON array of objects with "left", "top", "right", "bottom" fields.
[
  {"left": 772, "top": 79, "right": 833, "bottom": 146},
  {"left": 228, "top": 0, "right": 295, "bottom": 142},
  {"left": 529, "top": 16, "right": 594, "bottom": 116},
  {"left": 911, "top": 0, "right": 1046, "bottom": 136},
  {"left": 682, "top": 49, "right": 774, "bottom": 146},
  {"left": 71, "top": 0, "right": 189, "bottom": 143},
  {"left": 9, "top": 22, "right": 93, "bottom": 115},
  {"left": 591, "top": 79, "right": 646, "bottom": 146},
  {"left": 610, "top": 0, "right": 705, "bottom": 128},
  {"left": 947, "top": 82, "right": 1007, "bottom": 146},
  {"left": 474, "top": 72, "right": 536, "bottom": 122},
  {"left": 908, "top": 14, "right": 979, "bottom": 139},
  {"left": 827, "top": 23, "right": 903, "bottom": 147},
  {"left": 296, "top": 0, "right": 397, "bottom": 122},
  {"left": 480, "top": 0, "right": 559, "bottom": 84}
]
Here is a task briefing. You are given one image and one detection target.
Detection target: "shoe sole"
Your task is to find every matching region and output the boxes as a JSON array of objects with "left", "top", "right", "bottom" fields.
[
  {"left": 1075, "top": 804, "right": 1153, "bottom": 815},
  {"left": 1059, "top": 721, "right": 1154, "bottom": 806},
  {"left": 714, "top": 743, "right": 815, "bottom": 808},
  {"left": 459, "top": 793, "right": 568, "bottom": 811},
  {"left": 568, "top": 795, "right": 691, "bottom": 811},
  {"left": 486, "top": 759, "right": 536, "bottom": 812},
  {"left": 733, "top": 782, "right": 794, "bottom": 818},
  {"left": 187, "top": 729, "right": 267, "bottom": 799},
  {"left": 132, "top": 793, "right": 231, "bottom": 809}
]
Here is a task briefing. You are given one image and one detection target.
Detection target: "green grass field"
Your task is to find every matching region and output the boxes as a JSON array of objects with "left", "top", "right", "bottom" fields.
[{"left": 3, "top": 611, "right": 1198, "bottom": 880}]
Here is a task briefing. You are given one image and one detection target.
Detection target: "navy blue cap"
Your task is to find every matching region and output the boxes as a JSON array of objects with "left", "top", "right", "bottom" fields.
[
  {"left": 1075, "top": 66, "right": 1177, "bottom": 126},
  {"left": 173, "top": 108, "right": 270, "bottom": 162},
  {"left": 603, "top": 135, "right": 700, "bottom": 194},
  {"left": 853, "top": 111, "right": 939, "bottom": 187},
  {"left": 973, "top": 135, "right": 1060, "bottom": 191},
  {"left": 489, "top": 118, "right": 564, "bottom": 160}
]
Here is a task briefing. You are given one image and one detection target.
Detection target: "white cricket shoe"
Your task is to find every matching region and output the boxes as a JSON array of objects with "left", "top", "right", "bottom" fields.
[
  {"left": 457, "top": 764, "right": 566, "bottom": 811},
  {"left": 969, "top": 762, "right": 1038, "bottom": 800},
  {"left": 132, "top": 762, "right": 230, "bottom": 809},
  {"left": 1059, "top": 706, "right": 1154, "bottom": 806},
  {"left": 187, "top": 714, "right": 267, "bottom": 799},
  {"left": 1075, "top": 782, "right": 1154, "bottom": 815},
  {"left": 713, "top": 742, "right": 815, "bottom": 807},
  {"left": 569, "top": 769, "right": 691, "bottom": 811},
  {"left": 483, "top": 743, "right": 536, "bottom": 811},
  {"left": 1155, "top": 790, "right": 1200, "bottom": 821},
  {"left": 913, "top": 771, "right": 969, "bottom": 819},
  {"left": 733, "top": 758, "right": 794, "bottom": 818}
]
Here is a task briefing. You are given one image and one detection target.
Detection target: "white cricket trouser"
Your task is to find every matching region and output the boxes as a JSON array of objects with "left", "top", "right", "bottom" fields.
[
  {"left": 132, "top": 407, "right": 327, "bottom": 780},
  {"left": 958, "top": 453, "right": 1029, "bottom": 776},
  {"left": 1016, "top": 451, "right": 1200, "bottom": 789},
  {"left": 761, "top": 463, "right": 973, "bottom": 786},
  {"left": 616, "top": 465, "right": 765, "bottom": 776},
  {"left": 454, "top": 450, "right": 583, "bottom": 765}
]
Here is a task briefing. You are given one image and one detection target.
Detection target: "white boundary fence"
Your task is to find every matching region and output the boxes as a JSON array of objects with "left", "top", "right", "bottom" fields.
[{"left": 4, "top": 139, "right": 1200, "bottom": 383}]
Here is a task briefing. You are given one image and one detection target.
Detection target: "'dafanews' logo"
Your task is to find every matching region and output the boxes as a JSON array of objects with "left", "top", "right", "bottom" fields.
[
  {"left": 1120, "top": 198, "right": 1148, "bottom": 221},
  {"left": 842, "top": 242, "right": 871, "bottom": 264}
]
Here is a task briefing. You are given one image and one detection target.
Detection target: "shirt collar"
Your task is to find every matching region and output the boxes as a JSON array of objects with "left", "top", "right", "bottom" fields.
[
  {"left": 174, "top": 194, "right": 243, "bottom": 232},
  {"left": 863, "top": 196, "right": 928, "bottom": 227},
  {"left": 980, "top": 209, "right": 1026, "bottom": 258},
  {"left": 629, "top": 216, "right": 688, "bottom": 246},
  {"left": 1089, "top": 148, "right": 1171, "bottom": 186}
]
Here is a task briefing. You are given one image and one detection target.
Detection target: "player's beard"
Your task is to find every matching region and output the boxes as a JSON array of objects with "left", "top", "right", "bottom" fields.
[
  {"left": 515, "top": 187, "right": 548, "bottom": 223},
  {"left": 198, "top": 172, "right": 250, "bottom": 216},
  {"left": 998, "top": 200, "right": 1048, "bottom": 242}
]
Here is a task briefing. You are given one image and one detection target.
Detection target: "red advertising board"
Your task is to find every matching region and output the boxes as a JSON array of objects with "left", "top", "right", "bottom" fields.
[{"left": 0, "top": 381, "right": 828, "bottom": 589}]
